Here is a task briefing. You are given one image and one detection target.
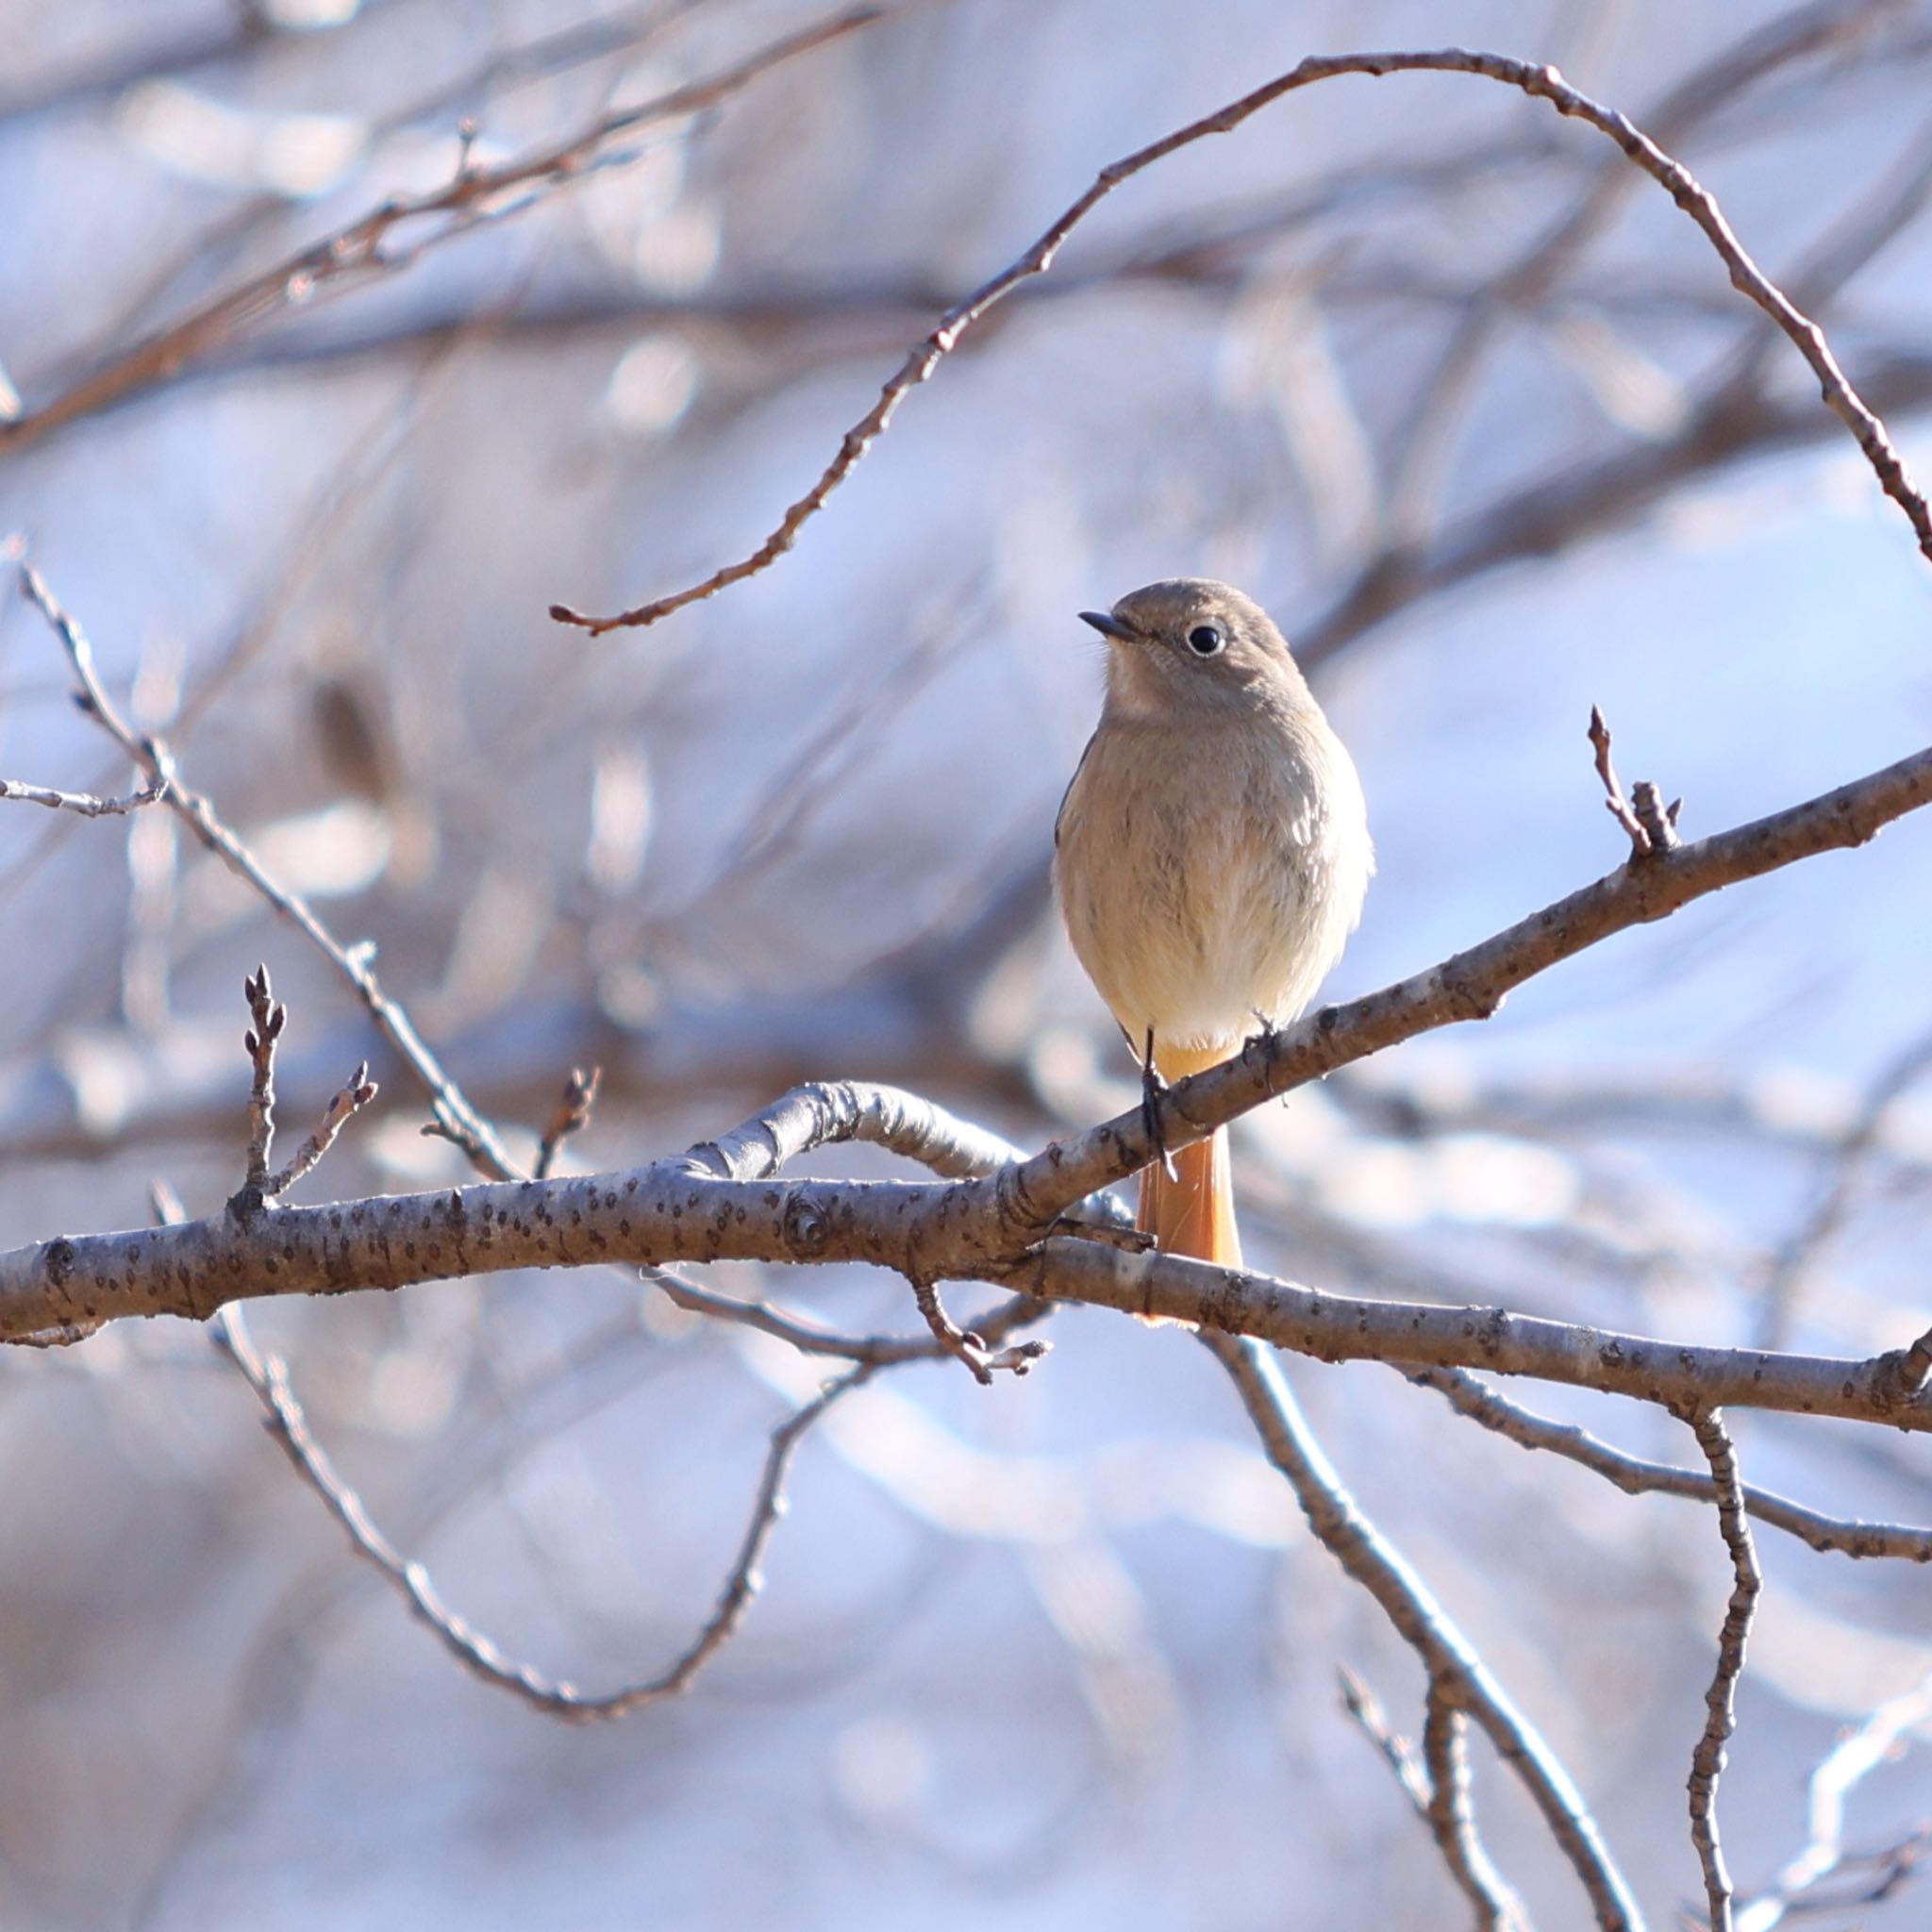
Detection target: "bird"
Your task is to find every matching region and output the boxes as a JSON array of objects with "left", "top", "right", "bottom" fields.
[{"left": 1053, "top": 578, "right": 1373, "bottom": 1266}]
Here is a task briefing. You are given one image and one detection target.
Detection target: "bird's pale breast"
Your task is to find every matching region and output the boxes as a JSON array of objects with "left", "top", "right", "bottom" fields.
[{"left": 1054, "top": 702, "right": 1370, "bottom": 1057}]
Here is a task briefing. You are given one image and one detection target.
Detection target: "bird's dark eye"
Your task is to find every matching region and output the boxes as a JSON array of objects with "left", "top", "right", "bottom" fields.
[{"left": 1186, "top": 624, "right": 1224, "bottom": 657}]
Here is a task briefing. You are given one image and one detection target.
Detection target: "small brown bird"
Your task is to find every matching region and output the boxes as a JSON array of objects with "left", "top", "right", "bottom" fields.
[{"left": 1053, "top": 579, "right": 1373, "bottom": 1265}]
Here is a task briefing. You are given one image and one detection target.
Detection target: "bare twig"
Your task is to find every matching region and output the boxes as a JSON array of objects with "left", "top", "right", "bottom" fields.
[
  {"left": 0, "top": 6, "right": 884, "bottom": 455},
  {"left": 657, "top": 1274, "right": 1050, "bottom": 1368},
  {"left": 1205, "top": 1332, "right": 1637, "bottom": 1928},
  {"left": 0, "top": 774, "right": 169, "bottom": 816},
  {"left": 10, "top": 549, "right": 520, "bottom": 1180},
  {"left": 1339, "top": 1663, "right": 1434, "bottom": 1814},
  {"left": 241, "top": 964, "right": 286, "bottom": 1192},
  {"left": 268, "top": 1061, "right": 378, "bottom": 1199},
  {"left": 534, "top": 1064, "right": 601, "bottom": 1180},
  {"left": 1587, "top": 707, "right": 1681, "bottom": 859},
  {"left": 907, "top": 1273, "right": 1050, "bottom": 1384},
  {"left": 1406, "top": 1365, "right": 1932, "bottom": 1561},
  {"left": 1341, "top": 1665, "right": 1528, "bottom": 1924},
  {"left": 552, "top": 42, "right": 1932, "bottom": 635},
  {"left": 1757, "top": 1015, "right": 1932, "bottom": 1347},
  {"left": 235, "top": 964, "right": 378, "bottom": 1203},
  {"left": 1684, "top": 1406, "right": 1763, "bottom": 1932},
  {"left": 1589, "top": 705, "right": 1650, "bottom": 854},
  {"left": 1423, "top": 1687, "right": 1529, "bottom": 1931},
  {"left": 1738, "top": 1671, "right": 1932, "bottom": 1930},
  {"left": 209, "top": 1296, "right": 870, "bottom": 1719}
]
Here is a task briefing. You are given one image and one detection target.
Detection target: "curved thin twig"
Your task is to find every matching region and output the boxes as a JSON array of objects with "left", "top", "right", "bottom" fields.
[
  {"left": 212, "top": 1298, "right": 870, "bottom": 1720},
  {"left": 552, "top": 42, "right": 1932, "bottom": 635}
]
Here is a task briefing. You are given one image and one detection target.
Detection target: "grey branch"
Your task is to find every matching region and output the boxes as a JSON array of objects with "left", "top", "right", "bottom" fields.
[
  {"left": 1422, "top": 1688, "right": 1530, "bottom": 1931},
  {"left": 1339, "top": 1664, "right": 1434, "bottom": 1814},
  {"left": 553, "top": 41, "right": 1932, "bottom": 636},
  {"left": 210, "top": 1296, "right": 870, "bottom": 1720},
  {"left": 1205, "top": 1332, "right": 1637, "bottom": 1929},
  {"left": 13, "top": 1060, "right": 1932, "bottom": 1445},
  {"left": 267, "top": 1059, "right": 378, "bottom": 1199},
  {"left": 656, "top": 1273, "right": 1050, "bottom": 1367},
  {"left": 0, "top": 773, "right": 169, "bottom": 816},
  {"left": 11, "top": 551, "right": 521, "bottom": 1180},
  {"left": 1039, "top": 1238, "right": 1932, "bottom": 1435},
  {"left": 1737, "top": 1668, "right": 1932, "bottom": 1929},
  {"left": 687, "top": 1075, "right": 1048, "bottom": 1187},
  {"left": 1684, "top": 1407, "right": 1763, "bottom": 1932},
  {"left": 1341, "top": 1663, "right": 1529, "bottom": 1927},
  {"left": 1406, "top": 1365, "right": 1932, "bottom": 1560},
  {"left": 533, "top": 1064, "right": 601, "bottom": 1180},
  {"left": 0, "top": 6, "right": 883, "bottom": 458},
  {"left": 999, "top": 732, "right": 1932, "bottom": 1238}
]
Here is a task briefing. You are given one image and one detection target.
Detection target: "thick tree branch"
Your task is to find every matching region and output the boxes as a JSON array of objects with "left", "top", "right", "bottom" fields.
[
  {"left": 1034, "top": 1241, "right": 1932, "bottom": 1433},
  {"left": 1000, "top": 733, "right": 1932, "bottom": 1233},
  {"left": 9, "top": 1065, "right": 1932, "bottom": 1447}
]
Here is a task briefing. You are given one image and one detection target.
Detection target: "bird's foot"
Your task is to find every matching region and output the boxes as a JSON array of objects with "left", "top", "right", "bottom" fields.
[{"left": 1140, "top": 1028, "right": 1178, "bottom": 1182}]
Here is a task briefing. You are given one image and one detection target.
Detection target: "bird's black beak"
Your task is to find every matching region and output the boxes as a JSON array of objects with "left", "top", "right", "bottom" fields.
[{"left": 1079, "top": 610, "right": 1135, "bottom": 642}]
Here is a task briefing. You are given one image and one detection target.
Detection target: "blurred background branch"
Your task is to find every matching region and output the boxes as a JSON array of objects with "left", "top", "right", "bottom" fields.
[{"left": 8, "top": 1, "right": 1932, "bottom": 1927}]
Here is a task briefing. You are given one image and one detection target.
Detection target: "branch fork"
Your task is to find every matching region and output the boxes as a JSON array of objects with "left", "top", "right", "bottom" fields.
[
  {"left": 230, "top": 965, "right": 378, "bottom": 1214},
  {"left": 1590, "top": 704, "right": 1683, "bottom": 858},
  {"left": 908, "top": 1273, "right": 1051, "bottom": 1384}
]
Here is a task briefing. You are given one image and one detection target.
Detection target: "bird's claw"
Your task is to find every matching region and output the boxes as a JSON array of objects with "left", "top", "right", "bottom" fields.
[{"left": 1140, "top": 1028, "right": 1178, "bottom": 1182}]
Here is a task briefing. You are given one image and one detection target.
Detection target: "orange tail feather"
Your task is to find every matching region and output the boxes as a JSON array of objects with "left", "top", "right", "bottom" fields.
[{"left": 1139, "top": 1124, "right": 1242, "bottom": 1266}]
